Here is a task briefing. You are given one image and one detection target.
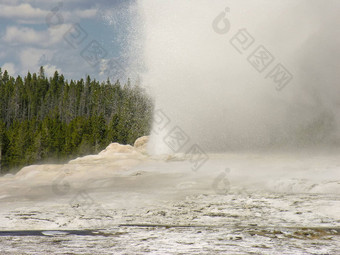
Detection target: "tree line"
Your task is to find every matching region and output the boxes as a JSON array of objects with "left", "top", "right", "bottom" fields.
[{"left": 0, "top": 67, "right": 153, "bottom": 174}]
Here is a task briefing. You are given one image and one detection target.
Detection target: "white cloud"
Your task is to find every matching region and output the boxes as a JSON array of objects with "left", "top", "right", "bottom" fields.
[
  {"left": 3, "top": 26, "right": 45, "bottom": 44},
  {"left": 48, "top": 24, "right": 73, "bottom": 45},
  {"left": 0, "top": 1, "right": 114, "bottom": 80},
  {"left": 70, "top": 9, "right": 97, "bottom": 19},
  {"left": 43, "top": 64, "right": 61, "bottom": 77},
  {"left": 0, "top": 0, "right": 20, "bottom": 5},
  {"left": 2, "top": 62, "right": 16, "bottom": 76},
  {"left": 3, "top": 24, "right": 72, "bottom": 47},
  {"left": 0, "top": 2, "right": 97, "bottom": 24},
  {"left": 14, "top": 47, "right": 62, "bottom": 77},
  {"left": 19, "top": 47, "right": 52, "bottom": 74},
  {"left": 0, "top": 3, "right": 47, "bottom": 20}
]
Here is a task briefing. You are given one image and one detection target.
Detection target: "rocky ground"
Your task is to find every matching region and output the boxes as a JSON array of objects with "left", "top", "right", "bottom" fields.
[{"left": 0, "top": 138, "right": 339, "bottom": 254}]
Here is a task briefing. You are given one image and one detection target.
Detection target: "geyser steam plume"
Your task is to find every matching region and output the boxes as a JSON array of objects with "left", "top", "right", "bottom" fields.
[{"left": 138, "top": 0, "right": 340, "bottom": 153}]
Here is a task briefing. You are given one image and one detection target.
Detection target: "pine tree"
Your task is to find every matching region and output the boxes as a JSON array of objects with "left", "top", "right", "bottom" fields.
[
  {"left": 0, "top": 68, "right": 153, "bottom": 173},
  {"left": 0, "top": 120, "right": 5, "bottom": 174}
]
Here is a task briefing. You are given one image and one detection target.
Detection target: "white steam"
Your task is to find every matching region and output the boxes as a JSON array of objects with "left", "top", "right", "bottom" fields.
[{"left": 138, "top": 0, "right": 340, "bottom": 153}]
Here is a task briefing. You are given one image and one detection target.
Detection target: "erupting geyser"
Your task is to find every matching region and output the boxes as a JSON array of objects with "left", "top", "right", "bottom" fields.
[{"left": 138, "top": 0, "right": 340, "bottom": 153}]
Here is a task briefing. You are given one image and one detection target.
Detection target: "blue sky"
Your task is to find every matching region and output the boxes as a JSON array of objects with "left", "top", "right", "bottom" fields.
[{"left": 0, "top": 0, "right": 137, "bottom": 82}]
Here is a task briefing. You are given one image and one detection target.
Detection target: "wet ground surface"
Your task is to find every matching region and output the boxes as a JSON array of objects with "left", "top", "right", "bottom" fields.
[
  {"left": 1, "top": 190, "right": 339, "bottom": 255},
  {"left": 1, "top": 152, "right": 340, "bottom": 254}
]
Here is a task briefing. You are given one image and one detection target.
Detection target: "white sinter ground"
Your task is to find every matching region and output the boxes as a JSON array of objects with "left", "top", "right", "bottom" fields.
[{"left": 0, "top": 137, "right": 340, "bottom": 254}]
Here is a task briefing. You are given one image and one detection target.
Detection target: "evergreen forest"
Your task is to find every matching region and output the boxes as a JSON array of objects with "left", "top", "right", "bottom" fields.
[{"left": 0, "top": 67, "right": 153, "bottom": 174}]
